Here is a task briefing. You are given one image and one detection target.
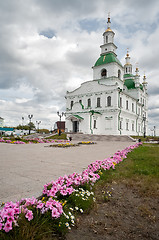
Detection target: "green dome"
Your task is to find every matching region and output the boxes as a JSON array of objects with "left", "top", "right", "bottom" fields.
[
  {"left": 123, "top": 73, "right": 134, "bottom": 78},
  {"left": 94, "top": 52, "right": 123, "bottom": 67},
  {"left": 124, "top": 79, "right": 144, "bottom": 91},
  {"left": 124, "top": 79, "right": 135, "bottom": 89}
]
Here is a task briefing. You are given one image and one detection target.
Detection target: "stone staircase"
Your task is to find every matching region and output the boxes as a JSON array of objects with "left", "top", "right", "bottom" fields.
[{"left": 68, "top": 133, "right": 135, "bottom": 142}]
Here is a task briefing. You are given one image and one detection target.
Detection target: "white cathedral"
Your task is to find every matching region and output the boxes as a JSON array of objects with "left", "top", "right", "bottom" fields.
[{"left": 65, "top": 16, "right": 148, "bottom": 136}]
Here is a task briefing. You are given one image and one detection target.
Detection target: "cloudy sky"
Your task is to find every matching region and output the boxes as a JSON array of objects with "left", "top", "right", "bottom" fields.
[{"left": 0, "top": 0, "right": 159, "bottom": 134}]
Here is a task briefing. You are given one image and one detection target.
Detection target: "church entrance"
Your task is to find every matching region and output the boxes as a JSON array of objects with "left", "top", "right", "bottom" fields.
[{"left": 73, "top": 121, "right": 79, "bottom": 132}]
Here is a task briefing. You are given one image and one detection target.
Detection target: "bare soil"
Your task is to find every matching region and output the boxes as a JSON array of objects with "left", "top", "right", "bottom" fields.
[{"left": 66, "top": 181, "right": 159, "bottom": 240}]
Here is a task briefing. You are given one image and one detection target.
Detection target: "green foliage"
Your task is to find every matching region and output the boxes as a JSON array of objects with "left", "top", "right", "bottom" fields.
[
  {"left": 38, "top": 129, "right": 50, "bottom": 134},
  {"left": 46, "top": 133, "right": 67, "bottom": 140},
  {"left": 131, "top": 135, "right": 159, "bottom": 142},
  {"left": 16, "top": 122, "right": 35, "bottom": 130}
]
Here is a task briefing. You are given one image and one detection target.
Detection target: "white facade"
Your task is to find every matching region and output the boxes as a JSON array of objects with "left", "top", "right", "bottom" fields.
[
  {"left": 65, "top": 16, "right": 148, "bottom": 136},
  {"left": 0, "top": 117, "right": 4, "bottom": 127}
]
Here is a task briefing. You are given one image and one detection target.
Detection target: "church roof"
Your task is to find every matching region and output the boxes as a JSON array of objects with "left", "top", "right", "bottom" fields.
[
  {"left": 94, "top": 52, "right": 123, "bottom": 67},
  {"left": 123, "top": 73, "right": 134, "bottom": 78},
  {"left": 124, "top": 79, "right": 143, "bottom": 91},
  {"left": 124, "top": 79, "right": 135, "bottom": 89}
]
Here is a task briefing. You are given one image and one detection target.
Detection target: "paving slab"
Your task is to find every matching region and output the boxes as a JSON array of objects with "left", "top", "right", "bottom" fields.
[{"left": 0, "top": 141, "right": 133, "bottom": 203}]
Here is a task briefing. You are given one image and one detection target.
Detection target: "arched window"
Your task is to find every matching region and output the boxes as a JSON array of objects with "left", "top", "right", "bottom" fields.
[
  {"left": 106, "top": 36, "right": 108, "bottom": 43},
  {"left": 94, "top": 120, "right": 97, "bottom": 129},
  {"left": 107, "top": 96, "right": 111, "bottom": 107},
  {"left": 126, "top": 67, "right": 127, "bottom": 73},
  {"left": 97, "top": 97, "right": 101, "bottom": 107},
  {"left": 118, "top": 69, "right": 121, "bottom": 79},
  {"left": 101, "top": 69, "right": 107, "bottom": 78},
  {"left": 87, "top": 98, "right": 91, "bottom": 108},
  {"left": 71, "top": 101, "right": 73, "bottom": 109}
]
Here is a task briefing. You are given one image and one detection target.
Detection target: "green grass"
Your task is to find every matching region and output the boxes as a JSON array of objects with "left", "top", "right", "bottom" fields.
[
  {"left": 46, "top": 133, "right": 67, "bottom": 140},
  {"left": 96, "top": 144, "right": 159, "bottom": 197},
  {"left": 131, "top": 135, "right": 159, "bottom": 142}
]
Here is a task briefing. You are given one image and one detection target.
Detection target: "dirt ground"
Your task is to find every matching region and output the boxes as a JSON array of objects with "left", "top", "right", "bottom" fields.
[{"left": 66, "top": 182, "right": 159, "bottom": 240}]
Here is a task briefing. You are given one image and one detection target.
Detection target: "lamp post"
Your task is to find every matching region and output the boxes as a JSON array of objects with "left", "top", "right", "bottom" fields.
[
  {"left": 57, "top": 111, "right": 65, "bottom": 136},
  {"left": 153, "top": 126, "right": 156, "bottom": 137},
  {"left": 28, "top": 115, "right": 33, "bottom": 135},
  {"left": 36, "top": 121, "right": 41, "bottom": 133},
  {"left": 143, "top": 114, "right": 146, "bottom": 138},
  {"left": 22, "top": 117, "right": 24, "bottom": 133}
]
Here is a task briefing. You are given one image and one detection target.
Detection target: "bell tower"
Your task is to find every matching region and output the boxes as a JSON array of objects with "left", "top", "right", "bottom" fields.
[
  {"left": 124, "top": 49, "right": 132, "bottom": 75},
  {"left": 100, "top": 13, "right": 117, "bottom": 56}
]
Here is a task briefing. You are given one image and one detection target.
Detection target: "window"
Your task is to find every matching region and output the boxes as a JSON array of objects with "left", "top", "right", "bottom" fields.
[
  {"left": 107, "top": 96, "right": 111, "bottom": 107},
  {"left": 87, "top": 98, "right": 91, "bottom": 108},
  {"left": 120, "top": 97, "right": 122, "bottom": 108},
  {"left": 97, "top": 97, "right": 101, "bottom": 107},
  {"left": 118, "top": 69, "right": 121, "bottom": 79},
  {"left": 120, "top": 121, "right": 122, "bottom": 130},
  {"left": 126, "top": 100, "right": 129, "bottom": 110},
  {"left": 138, "top": 107, "right": 140, "bottom": 115},
  {"left": 126, "top": 122, "right": 129, "bottom": 130},
  {"left": 94, "top": 120, "right": 97, "bottom": 129},
  {"left": 132, "top": 103, "right": 134, "bottom": 112},
  {"left": 132, "top": 123, "right": 134, "bottom": 131},
  {"left": 106, "top": 36, "right": 108, "bottom": 43},
  {"left": 126, "top": 67, "right": 127, "bottom": 73},
  {"left": 101, "top": 69, "right": 107, "bottom": 77},
  {"left": 70, "top": 101, "right": 74, "bottom": 109}
]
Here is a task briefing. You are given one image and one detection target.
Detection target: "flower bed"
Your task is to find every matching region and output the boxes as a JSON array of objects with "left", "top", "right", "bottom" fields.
[
  {"left": 0, "top": 137, "right": 69, "bottom": 144},
  {"left": 78, "top": 141, "right": 96, "bottom": 145},
  {"left": 0, "top": 142, "right": 142, "bottom": 237},
  {"left": 48, "top": 143, "right": 79, "bottom": 148}
]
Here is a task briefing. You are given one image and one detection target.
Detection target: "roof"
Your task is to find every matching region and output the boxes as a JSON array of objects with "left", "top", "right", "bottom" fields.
[
  {"left": 94, "top": 52, "right": 123, "bottom": 67},
  {"left": 0, "top": 127, "right": 14, "bottom": 131},
  {"left": 124, "top": 79, "right": 135, "bottom": 89},
  {"left": 124, "top": 79, "right": 143, "bottom": 91},
  {"left": 73, "top": 114, "right": 84, "bottom": 120},
  {"left": 66, "top": 114, "right": 84, "bottom": 121},
  {"left": 123, "top": 73, "right": 134, "bottom": 78}
]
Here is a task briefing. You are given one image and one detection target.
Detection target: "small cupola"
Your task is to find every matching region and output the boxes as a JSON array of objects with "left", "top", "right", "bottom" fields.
[{"left": 124, "top": 49, "right": 132, "bottom": 75}]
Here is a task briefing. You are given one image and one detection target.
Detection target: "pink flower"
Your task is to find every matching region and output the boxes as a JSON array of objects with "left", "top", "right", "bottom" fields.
[
  {"left": 51, "top": 207, "right": 60, "bottom": 218},
  {"left": 25, "top": 210, "right": 33, "bottom": 221},
  {"left": 3, "top": 221, "right": 12, "bottom": 232},
  {"left": 36, "top": 202, "right": 44, "bottom": 209}
]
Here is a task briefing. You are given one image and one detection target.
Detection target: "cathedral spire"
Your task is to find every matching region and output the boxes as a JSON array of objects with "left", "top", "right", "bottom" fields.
[{"left": 106, "top": 12, "right": 112, "bottom": 32}]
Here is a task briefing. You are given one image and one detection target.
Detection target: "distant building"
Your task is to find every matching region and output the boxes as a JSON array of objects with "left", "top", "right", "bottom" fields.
[
  {"left": 0, "top": 127, "right": 14, "bottom": 136},
  {"left": 65, "top": 15, "right": 148, "bottom": 136},
  {"left": 0, "top": 117, "right": 4, "bottom": 127}
]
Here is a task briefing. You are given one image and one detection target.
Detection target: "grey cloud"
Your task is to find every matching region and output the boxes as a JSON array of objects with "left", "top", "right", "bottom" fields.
[{"left": 0, "top": 0, "right": 159, "bottom": 129}]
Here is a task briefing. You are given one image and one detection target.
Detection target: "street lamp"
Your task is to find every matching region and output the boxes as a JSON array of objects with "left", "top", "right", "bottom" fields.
[
  {"left": 57, "top": 111, "right": 65, "bottom": 136},
  {"left": 143, "top": 114, "right": 146, "bottom": 138},
  {"left": 22, "top": 117, "right": 24, "bottom": 133},
  {"left": 36, "top": 120, "right": 41, "bottom": 133},
  {"left": 28, "top": 115, "right": 33, "bottom": 135}
]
